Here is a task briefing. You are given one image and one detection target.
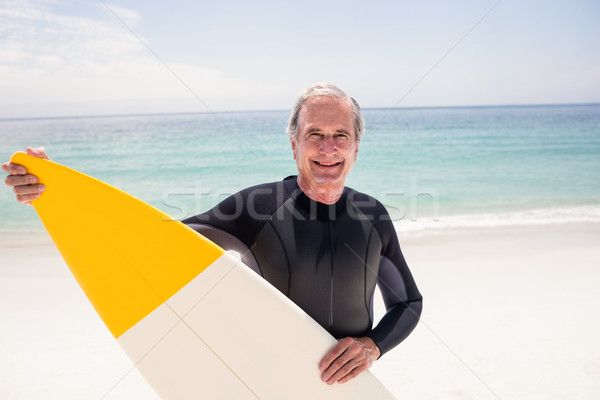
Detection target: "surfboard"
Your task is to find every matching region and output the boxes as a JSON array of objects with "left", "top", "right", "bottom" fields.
[{"left": 11, "top": 152, "right": 395, "bottom": 399}]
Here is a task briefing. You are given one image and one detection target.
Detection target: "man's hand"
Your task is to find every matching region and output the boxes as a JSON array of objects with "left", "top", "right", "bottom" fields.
[
  {"left": 319, "top": 336, "right": 381, "bottom": 385},
  {"left": 2, "top": 147, "right": 49, "bottom": 205}
]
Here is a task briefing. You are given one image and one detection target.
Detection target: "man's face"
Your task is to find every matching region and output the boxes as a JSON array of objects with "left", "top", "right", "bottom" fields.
[{"left": 292, "top": 96, "right": 358, "bottom": 192}]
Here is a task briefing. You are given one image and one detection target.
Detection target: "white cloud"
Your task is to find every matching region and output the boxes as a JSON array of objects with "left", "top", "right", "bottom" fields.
[
  {"left": 101, "top": 3, "right": 141, "bottom": 27},
  {"left": 0, "top": 0, "right": 247, "bottom": 115}
]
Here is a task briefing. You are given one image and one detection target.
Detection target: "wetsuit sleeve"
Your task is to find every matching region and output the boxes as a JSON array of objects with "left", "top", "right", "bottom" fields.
[
  {"left": 185, "top": 223, "right": 261, "bottom": 276},
  {"left": 182, "top": 181, "right": 288, "bottom": 276},
  {"left": 182, "top": 181, "right": 286, "bottom": 247},
  {"left": 365, "top": 217, "right": 423, "bottom": 357}
]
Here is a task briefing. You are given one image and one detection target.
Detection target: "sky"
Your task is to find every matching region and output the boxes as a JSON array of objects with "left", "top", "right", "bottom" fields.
[{"left": 0, "top": 0, "right": 599, "bottom": 118}]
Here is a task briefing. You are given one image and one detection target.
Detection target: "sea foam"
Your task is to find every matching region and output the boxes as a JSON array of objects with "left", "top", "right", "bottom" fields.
[{"left": 393, "top": 205, "right": 600, "bottom": 233}]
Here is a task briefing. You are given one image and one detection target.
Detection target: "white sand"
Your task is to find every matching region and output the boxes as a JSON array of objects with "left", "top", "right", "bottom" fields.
[{"left": 1, "top": 223, "right": 599, "bottom": 399}]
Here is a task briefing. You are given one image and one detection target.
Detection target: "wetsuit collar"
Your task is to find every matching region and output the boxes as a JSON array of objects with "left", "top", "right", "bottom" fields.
[{"left": 283, "top": 176, "right": 348, "bottom": 220}]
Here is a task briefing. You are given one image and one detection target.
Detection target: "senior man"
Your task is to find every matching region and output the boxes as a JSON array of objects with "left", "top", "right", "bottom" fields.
[{"left": 3, "top": 83, "right": 422, "bottom": 385}]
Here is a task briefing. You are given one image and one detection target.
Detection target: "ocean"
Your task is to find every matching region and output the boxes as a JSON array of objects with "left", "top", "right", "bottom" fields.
[{"left": 1, "top": 104, "right": 599, "bottom": 233}]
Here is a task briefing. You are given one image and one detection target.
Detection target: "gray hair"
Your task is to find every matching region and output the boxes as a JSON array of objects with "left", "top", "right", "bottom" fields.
[{"left": 286, "top": 83, "right": 365, "bottom": 143}]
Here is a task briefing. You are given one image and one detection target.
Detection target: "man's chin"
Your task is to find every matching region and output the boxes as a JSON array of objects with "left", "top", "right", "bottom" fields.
[{"left": 311, "top": 175, "right": 345, "bottom": 187}]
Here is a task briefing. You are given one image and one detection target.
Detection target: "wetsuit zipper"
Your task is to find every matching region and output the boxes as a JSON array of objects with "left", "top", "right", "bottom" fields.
[{"left": 328, "top": 221, "right": 334, "bottom": 332}]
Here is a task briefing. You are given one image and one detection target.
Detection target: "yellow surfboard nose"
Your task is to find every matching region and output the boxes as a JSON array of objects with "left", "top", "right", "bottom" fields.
[{"left": 11, "top": 152, "right": 224, "bottom": 338}]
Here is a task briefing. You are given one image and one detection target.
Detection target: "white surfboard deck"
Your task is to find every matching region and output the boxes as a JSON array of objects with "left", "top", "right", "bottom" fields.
[{"left": 12, "top": 152, "right": 396, "bottom": 399}]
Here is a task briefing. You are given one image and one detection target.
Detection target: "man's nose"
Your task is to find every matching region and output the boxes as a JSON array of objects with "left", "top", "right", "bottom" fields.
[{"left": 320, "top": 137, "right": 337, "bottom": 155}]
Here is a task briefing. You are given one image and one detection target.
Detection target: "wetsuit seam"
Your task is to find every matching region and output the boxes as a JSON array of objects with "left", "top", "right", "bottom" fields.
[
  {"left": 363, "top": 225, "right": 375, "bottom": 327},
  {"left": 347, "top": 198, "right": 383, "bottom": 333},
  {"left": 247, "top": 245, "right": 265, "bottom": 277},
  {"left": 238, "top": 189, "right": 296, "bottom": 296},
  {"left": 260, "top": 219, "right": 293, "bottom": 297},
  {"left": 347, "top": 195, "right": 381, "bottom": 247},
  {"left": 348, "top": 193, "right": 389, "bottom": 255},
  {"left": 244, "top": 185, "right": 295, "bottom": 250}
]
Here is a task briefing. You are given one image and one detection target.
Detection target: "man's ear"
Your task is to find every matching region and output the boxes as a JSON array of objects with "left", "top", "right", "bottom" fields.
[
  {"left": 354, "top": 142, "right": 359, "bottom": 161},
  {"left": 291, "top": 138, "right": 296, "bottom": 160}
]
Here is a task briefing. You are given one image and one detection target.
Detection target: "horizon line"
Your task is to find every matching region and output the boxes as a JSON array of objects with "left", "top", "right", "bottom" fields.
[{"left": 1, "top": 101, "right": 598, "bottom": 122}]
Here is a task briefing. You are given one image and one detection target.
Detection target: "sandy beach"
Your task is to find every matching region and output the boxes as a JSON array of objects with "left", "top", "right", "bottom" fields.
[{"left": 1, "top": 222, "right": 599, "bottom": 399}]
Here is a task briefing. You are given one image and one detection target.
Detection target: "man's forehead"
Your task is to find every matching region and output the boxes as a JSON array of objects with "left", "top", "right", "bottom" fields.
[{"left": 299, "top": 96, "right": 353, "bottom": 124}]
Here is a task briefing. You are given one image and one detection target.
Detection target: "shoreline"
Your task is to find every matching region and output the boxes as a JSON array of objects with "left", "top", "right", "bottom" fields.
[{"left": 2, "top": 218, "right": 598, "bottom": 247}]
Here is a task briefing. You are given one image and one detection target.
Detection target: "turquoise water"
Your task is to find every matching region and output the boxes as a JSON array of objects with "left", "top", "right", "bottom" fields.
[{"left": 1, "top": 104, "right": 599, "bottom": 232}]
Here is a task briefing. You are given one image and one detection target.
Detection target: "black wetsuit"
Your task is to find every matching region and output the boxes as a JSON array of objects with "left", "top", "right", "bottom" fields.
[{"left": 182, "top": 176, "right": 422, "bottom": 356}]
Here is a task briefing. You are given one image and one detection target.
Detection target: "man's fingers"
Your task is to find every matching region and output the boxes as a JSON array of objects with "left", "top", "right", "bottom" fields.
[
  {"left": 3, "top": 148, "right": 49, "bottom": 206},
  {"left": 16, "top": 193, "right": 41, "bottom": 204},
  {"left": 5, "top": 174, "right": 38, "bottom": 187},
  {"left": 13, "top": 183, "right": 45, "bottom": 196},
  {"left": 319, "top": 337, "right": 353, "bottom": 372},
  {"left": 1, "top": 161, "right": 27, "bottom": 176},
  {"left": 2, "top": 148, "right": 49, "bottom": 176},
  {"left": 5, "top": 171, "right": 44, "bottom": 205},
  {"left": 319, "top": 337, "right": 380, "bottom": 385},
  {"left": 26, "top": 146, "right": 50, "bottom": 160},
  {"left": 320, "top": 338, "right": 364, "bottom": 384},
  {"left": 329, "top": 360, "right": 369, "bottom": 384},
  {"left": 337, "top": 365, "right": 367, "bottom": 384},
  {"left": 323, "top": 356, "right": 364, "bottom": 385}
]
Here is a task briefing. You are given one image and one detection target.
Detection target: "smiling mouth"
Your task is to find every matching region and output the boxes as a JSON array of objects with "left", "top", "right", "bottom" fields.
[{"left": 313, "top": 161, "right": 341, "bottom": 167}]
